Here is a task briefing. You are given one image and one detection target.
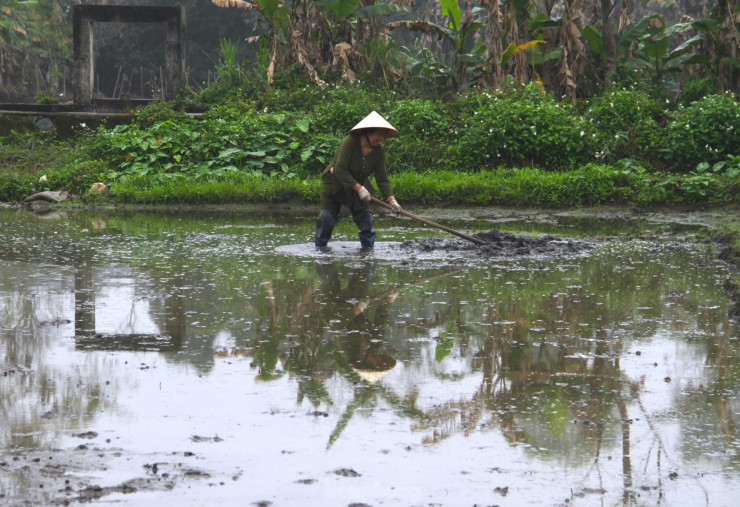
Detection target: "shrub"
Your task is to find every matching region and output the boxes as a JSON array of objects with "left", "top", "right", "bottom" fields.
[
  {"left": 449, "top": 92, "right": 596, "bottom": 171},
  {"left": 386, "top": 99, "right": 450, "bottom": 139},
  {"left": 680, "top": 77, "right": 714, "bottom": 105},
  {"left": 662, "top": 93, "right": 740, "bottom": 172},
  {"left": 309, "top": 84, "right": 394, "bottom": 135},
  {"left": 387, "top": 136, "right": 446, "bottom": 173},
  {"left": 584, "top": 89, "right": 665, "bottom": 164},
  {"left": 132, "top": 100, "right": 188, "bottom": 129}
]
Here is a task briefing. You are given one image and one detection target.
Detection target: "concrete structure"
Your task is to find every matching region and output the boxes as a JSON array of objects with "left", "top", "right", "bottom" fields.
[{"left": 72, "top": 5, "right": 186, "bottom": 105}]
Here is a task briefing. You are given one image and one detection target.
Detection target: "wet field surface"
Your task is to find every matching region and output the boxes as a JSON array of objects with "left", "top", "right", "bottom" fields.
[{"left": 1, "top": 204, "right": 739, "bottom": 506}]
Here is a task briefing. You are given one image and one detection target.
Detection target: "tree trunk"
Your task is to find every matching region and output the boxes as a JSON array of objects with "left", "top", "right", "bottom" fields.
[{"left": 601, "top": 0, "right": 618, "bottom": 90}]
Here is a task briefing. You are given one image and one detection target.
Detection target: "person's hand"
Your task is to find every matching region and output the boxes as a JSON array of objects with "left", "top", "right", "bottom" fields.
[
  {"left": 389, "top": 198, "right": 402, "bottom": 212},
  {"left": 357, "top": 186, "right": 371, "bottom": 202}
]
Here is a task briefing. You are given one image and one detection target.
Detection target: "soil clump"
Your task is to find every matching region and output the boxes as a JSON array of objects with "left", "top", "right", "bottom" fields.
[{"left": 402, "top": 230, "right": 595, "bottom": 258}]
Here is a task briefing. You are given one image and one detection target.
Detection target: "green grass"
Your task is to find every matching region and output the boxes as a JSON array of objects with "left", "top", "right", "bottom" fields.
[{"left": 108, "top": 173, "right": 320, "bottom": 205}]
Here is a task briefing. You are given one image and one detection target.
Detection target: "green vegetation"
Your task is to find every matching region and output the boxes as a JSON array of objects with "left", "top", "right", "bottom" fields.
[{"left": 2, "top": 80, "right": 739, "bottom": 208}]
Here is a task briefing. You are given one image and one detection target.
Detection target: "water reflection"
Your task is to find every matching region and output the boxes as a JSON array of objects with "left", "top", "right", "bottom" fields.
[{"left": 0, "top": 207, "right": 739, "bottom": 505}]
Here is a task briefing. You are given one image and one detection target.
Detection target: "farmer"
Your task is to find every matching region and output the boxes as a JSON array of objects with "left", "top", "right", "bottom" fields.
[{"left": 315, "top": 111, "right": 402, "bottom": 248}]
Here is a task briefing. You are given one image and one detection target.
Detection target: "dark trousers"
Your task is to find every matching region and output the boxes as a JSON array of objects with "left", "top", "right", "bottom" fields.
[{"left": 315, "top": 206, "right": 375, "bottom": 247}]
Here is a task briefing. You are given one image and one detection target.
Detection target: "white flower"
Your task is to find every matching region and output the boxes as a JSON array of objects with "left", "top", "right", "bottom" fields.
[{"left": 580, "top": 131, "right": 584, "bottom": 136}]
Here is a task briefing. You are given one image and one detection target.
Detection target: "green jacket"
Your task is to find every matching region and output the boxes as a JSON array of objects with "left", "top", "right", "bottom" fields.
[{"left": 320, "top": 134, "right": 393, "bottom": 211}]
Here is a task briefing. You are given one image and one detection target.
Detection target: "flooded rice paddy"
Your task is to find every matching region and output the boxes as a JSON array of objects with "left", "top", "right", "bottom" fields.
[{"left": 0, "top": 205, "right": 738, "bottom": 506}]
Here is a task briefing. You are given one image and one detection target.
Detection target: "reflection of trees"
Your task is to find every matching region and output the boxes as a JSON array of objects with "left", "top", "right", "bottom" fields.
[
  {"left": 244, "top": 259, "right": 447, "bottom": 446},
  {"left": 234, "top": 240, "right": 740, "bottom": 474},
  {"left": 2, "top": 208, "right": 739, "bottom": 503}
]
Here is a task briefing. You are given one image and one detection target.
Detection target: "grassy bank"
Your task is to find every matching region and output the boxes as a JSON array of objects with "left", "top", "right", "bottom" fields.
[{"left": 2, "top": 150, "right": 739, "bottom": 208}]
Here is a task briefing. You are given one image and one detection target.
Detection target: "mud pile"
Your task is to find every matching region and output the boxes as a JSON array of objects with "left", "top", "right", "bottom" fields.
[{"left": 402, "top": 230, "right": 595, "bottom": 258}]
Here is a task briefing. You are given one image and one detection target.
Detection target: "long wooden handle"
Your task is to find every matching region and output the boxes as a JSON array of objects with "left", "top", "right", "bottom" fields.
[{"left": 370, "top": 196, "right": 485, "bottom": 246}]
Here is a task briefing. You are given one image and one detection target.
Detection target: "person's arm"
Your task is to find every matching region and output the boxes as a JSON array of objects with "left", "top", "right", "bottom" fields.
[
  {"left": 332, "top": 136, "right": 361, "bottom": 191},
  {"left": 371, "top": 150, "right": 401, "bottom": 209}
]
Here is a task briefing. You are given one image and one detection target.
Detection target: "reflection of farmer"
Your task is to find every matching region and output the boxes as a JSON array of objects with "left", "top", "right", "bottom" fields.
[
  {"left": 315, "top": 111, "right": 402, "bottom": 248},
  {"left": 316, "top": 261, "right": 397, "bottom": 382}
]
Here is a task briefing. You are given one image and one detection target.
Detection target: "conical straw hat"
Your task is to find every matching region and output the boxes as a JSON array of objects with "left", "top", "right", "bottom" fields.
[{"left": 350, "top": 111, "right": 398, "bottom": 138}]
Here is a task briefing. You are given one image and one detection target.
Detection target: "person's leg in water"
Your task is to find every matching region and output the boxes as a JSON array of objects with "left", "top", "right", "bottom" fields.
[
  {"left": 353, "top": 208, "right": 375, "bottom": 248},
  {"left": 315, "top": 205, "right": 340, "bottom": 247}
]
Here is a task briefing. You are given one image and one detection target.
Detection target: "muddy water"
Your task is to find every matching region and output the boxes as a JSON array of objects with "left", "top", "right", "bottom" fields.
[{"left": 0, "top": 205, "right": 738, "bottom": 506}]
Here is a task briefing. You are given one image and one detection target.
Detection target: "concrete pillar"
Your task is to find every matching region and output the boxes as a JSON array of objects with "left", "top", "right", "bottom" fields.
[
  {"left": 164, "top": 8, "right": 186, "bottom": 100},
  {"left": 72, "top": 13, "right": 94, "bottom": 106}
]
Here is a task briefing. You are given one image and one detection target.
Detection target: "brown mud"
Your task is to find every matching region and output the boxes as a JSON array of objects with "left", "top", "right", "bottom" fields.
[
  {"left": 402, "top": 229, "right": 595, "bottom": 258},
  {"left": 0, "top": 446, "right": 211, "bottom": 506}
]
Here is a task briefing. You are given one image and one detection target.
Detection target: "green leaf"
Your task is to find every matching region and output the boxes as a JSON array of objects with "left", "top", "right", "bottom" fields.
[
  {"left": 691, "top": 17, "right": 722, "bottom": 33},
  {"left": 617, "top": 15, "right": 656, "bottom": 53},
  {"left": 323, "top": 0, "right": 360, "bottom": 19},
  {"left": 582, "top": 25, "right": 604, "bottom": 57},
  {"left": 257, "top": 0, "right": 280, "bottom": 22},
  {"left": 301, "top": 147, "right": 314, "bottom": 161},
  {"left": 295, "top": 118, "right": 310, "bottom": 133},
  {"left": 435, "top": 336, "right": 454, "bottom": 362},
  {"left": 668, "top": 34, "right": 704, "bottom": 59},
  {"left": 643, "top": 36, "right": 669, "bottom": 60},
  {"left": 218, "top": 147, "right": 243, "bottom": 159},
  {"left": 440, "top": 0, "right": 461, "bottom": 30},
  {"left": 527, "top": 13, "right": 547, "bottom": 32},
  {"left": 712, "top": 161, "right": 726, "bottom": 173}
]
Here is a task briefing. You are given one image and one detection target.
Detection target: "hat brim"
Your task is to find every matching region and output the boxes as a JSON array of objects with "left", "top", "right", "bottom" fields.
[{"left": 350, "top": 111, "right": 398, "bottom": 138}]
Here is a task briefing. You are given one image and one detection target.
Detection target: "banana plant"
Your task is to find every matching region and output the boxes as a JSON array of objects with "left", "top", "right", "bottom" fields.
[
  {"left": 212, "top": 0, "right": 295, "bottom": 85},
  {"left": 673, "top": 16, "right": 740, "bottom": 92},
  {"left": 388, "top": 0, "right": 488, "bottom": 90},
  {"left": 583, "top": 15, "right": 688, "bottom": 87},
  {"left": 212, "top": 0, "right": 410, "bottom": 87}
]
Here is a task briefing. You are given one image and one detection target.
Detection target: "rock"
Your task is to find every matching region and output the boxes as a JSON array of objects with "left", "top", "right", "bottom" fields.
[
  {"left": 90, "top": 182, "right": 108, "bottom": 194},
  {"left": 23, "top": 190, "right": 73, "bottom": 204}
]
